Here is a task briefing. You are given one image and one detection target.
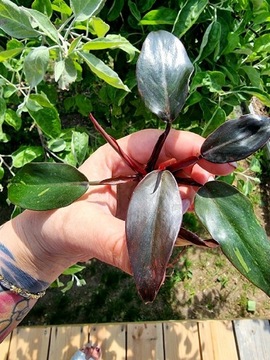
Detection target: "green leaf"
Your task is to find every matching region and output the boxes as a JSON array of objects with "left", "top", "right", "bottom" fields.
[
  {"left": 78, "top": 51, "right": 130, "bottom": 91},
  {"left": 82, "top": 34, "right": 139, "bottom": 61},
  {"left": 23, "top": 46, "right": 49, "bottom": 88},
  {"left": 201, "top": 114, "right": 270, "bottom": 163},
  {"left": 89, "top": 16, "right": 110, "bottom": 37},
  {"left": 22, "top": 7, "right": 59, "bottom": 43},
  {"left": 27, "top": 94, "right": 61, "bottom": 138},
  {"left": 195, "top": 181, "right": 270, "bottom": 297},
  {"left": 8, "top": 163, "right": 89, "bottom": 210},
  {"left": 68, "top": 35, "right": 83, "bottom": 55},
  {"left": 56, "top": 58, "right": 77, "bottom": 90},
  {"left": 126, "top": 170, "right": 182, "bottom": 302},
  {"left": 70, "top": 0, "right": 105, "bottom": 21},
  {"left": 235, "top": 86, "right": 270, "bottom": 107},
  {"left": 140, "top": 8, "right": 178, "bottom": 25},
  {"left": 51, "top": 0, "right": 72, "bottom": 16},
  {"left": 136, "top": 30, "right": 194, "bottom": 122},
  {"left": 107, "top": 0, "right": 125, "bottom": 21},
  {"left": 254, "top": 33, "right": 270, "bottom": 54},
  {"left": 128, "top": 0, "right": 141, "bottom": 22},
  {"left": 4, "top": 109, "right": 21, "bottom": 130},
  {"left": 173, "top": 0, "right": 208, "bottom": 38},
  {"left": 32, "top": 0, "right": 52, "bottom": 17},
  {"left": 201, "top": 106, "right": 226, "bottom": 137},
  {"left": 0, "top": 98, "right": 6, "bottom": 124},
  {"left": 12, "top": 146, "right": 44, "bottom": 168},
  {"left": 190, "top": 71, "right": 226, "bottom": 93},
  {"left": 0, "top": 48, "right": 23, "bottom": 62},
  {"left": 62, "top": 264, "right": 86, "bottom": 275},
  {"left": 71, "top": 130, "right": 89, "bottom": 166},
  {"left": 74, "top": 94, "right": 92, "bottom": 116},
  {"left": 0, "top": 0, "right": 39, "bottom": 38},
  {"left": 47, "top": 138, "right": 66, "bottom": 152},
  {"left": 0, "top": 166, "right": 4, "bottom": 180},
  {"left": 241, "top": 65, "right": 261, "bottom": 87},
  {"left": 195, "top": 21, "right": 221, "bottom": 63}
]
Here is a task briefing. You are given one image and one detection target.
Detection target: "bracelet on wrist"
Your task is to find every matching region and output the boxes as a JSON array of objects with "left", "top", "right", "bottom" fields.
[{"left": 0, "top": 274, "right": 46, "bottom": 300}]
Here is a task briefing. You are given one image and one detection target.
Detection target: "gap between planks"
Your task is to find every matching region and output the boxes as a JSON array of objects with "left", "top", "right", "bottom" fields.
[{"left": 1, "top": 320, "right": 270, "bottom": 360}]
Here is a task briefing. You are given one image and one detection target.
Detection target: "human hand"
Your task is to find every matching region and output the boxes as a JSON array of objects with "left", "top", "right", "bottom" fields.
[{"left": 10, "top": 129, "right": 235, "bottom": 283}]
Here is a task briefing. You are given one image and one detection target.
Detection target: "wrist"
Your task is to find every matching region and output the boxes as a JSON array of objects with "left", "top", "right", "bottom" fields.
[{"left": 0, "top": 210, "right": 74, "bottom": 289}]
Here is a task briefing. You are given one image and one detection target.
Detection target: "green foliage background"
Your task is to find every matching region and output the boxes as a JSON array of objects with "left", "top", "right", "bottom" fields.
[{"left": 1, "top": 0, "right": 270, "bottom": 217}]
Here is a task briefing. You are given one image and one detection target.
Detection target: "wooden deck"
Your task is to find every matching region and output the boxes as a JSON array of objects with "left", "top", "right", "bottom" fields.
[{"left": 1, "top": 319, "right": 270, "bottom": 359}]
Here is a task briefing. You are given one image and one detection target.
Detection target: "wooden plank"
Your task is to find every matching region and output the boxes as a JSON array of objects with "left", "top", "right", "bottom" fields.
[
  {"left": 90, "top": 323, "right": 126, "bottom": 360},
  {"left": 7, "top": 326, "right": 50, "bottom": 360},
  {"left": 48, "top": 325, "right": 89, "bottom": 360},
  {"left": 234, "top": 319, "right": 270, "bottom": 360},
  {"left": 127, "top": 322, "right": 164, "bottom": 360},
  {"left": 0, "top": 333, "right": 11, "bottom": 360},
  {"left": 198, "top": 320, "right": 238, "bottom": 360},
  {"left": 163, "top": 321, "right": 201, "bottom": 360}
]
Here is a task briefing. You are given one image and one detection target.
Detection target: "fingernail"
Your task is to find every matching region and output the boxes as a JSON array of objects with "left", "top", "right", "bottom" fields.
[
  {"left": 207, "top": 175, "right": 215, "bottom": 182},
  {"left": 182, "top": 199, "right": 191, "bottom": 213},
  {"left": 229, "top": 161, "right": 238, "bottom": 169}
]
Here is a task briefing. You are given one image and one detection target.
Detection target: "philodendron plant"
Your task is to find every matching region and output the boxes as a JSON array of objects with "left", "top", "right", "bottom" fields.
[{"left": 8, "top": 31, "right": 270, "bottom": 303}]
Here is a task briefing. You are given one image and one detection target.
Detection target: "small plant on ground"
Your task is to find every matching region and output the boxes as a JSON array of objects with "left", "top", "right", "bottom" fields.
[{"left": 7, "top": 30, "right": 270, "bottom": 303}]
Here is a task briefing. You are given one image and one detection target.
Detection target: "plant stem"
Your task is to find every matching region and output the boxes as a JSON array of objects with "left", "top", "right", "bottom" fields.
[{"left": 146, "top": 121, "right": 171, "bottom": 172}]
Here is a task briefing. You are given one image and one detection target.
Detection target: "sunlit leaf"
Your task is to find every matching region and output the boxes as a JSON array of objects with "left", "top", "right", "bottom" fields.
[
  {"left": 8, "top": 163, "right": 89, "bottom": 210},
  {"left": 51, "top": 0, "right": 72, "bottom": 16},
  {"left": 126, "top": 170, "right": 182, "bottom": 303},
  {"left": 195, "top": 181, "right": 270, "bottom": 297},
  {"left": 23, "top": 46, "right": 49, "bottom": 88},
  {"left": 201, "top": 114, "right": 270, "bottom": 163},
  {"left": 11, "top": 146, "right": 43, "bottom": 168},
  {"left": 27, "top": 94, "right": 61, "bottom": 138},
  {"left": 89, "top": 16, "right": 110, "bottom": 37},
  {"left": 78, "top": 51, "right": 130, "bottom": 91},
  {"left": 139, "top": 7, "right": 177, "bottom": 25},
  {"left": 4, "top": 109, "right": 21, "bottom": 130},
  {"left": 32, "top": 0, "right": 52, "bottom": 17},
  {"left": 0, "top": 48, "right": 23, "bottom": 62},
  {"left": 0, "top": 0, "right": 39, "bottom": 38},
  {"left": 136, "top": 30, "right": 194, "bottom": 122},
  {"left": 173, "top": 0, "right": 208, "bottom": 38},
  {"left": 71, "top": 131, "right": 89, "bottom": 166},
  {"left": 82, "top": 34, "right": 139, "bottom": 61},
  {"left": 70, "top": 0, "right": 105, "bottom": 21},
  {"left": 22, "top": 7, "right": 59, "bottom": 43}
]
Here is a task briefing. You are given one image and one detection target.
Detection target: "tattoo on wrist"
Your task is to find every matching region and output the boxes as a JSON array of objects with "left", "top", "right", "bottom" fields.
[
  {"left": 0, "top": 285, "right": 35, "bottom": 343},
  {"left": 0, "top": 244, "right": 49, "bottom": 293}
]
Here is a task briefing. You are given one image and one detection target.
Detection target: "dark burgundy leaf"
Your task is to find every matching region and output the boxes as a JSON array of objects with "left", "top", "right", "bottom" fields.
[
  {"left": 136, "top": 30, "right": 194, "bottom": 122},
  {"left": 176, "top": 228, "right": 219, "bottom": 248},
  {"left": 201, "top": 114, "right": 270, "bottom": 163},
  {"left": 126, "top": 170, "right": 182, "bottom": 303}
]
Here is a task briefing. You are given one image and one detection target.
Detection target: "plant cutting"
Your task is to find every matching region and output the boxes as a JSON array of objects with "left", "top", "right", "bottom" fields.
[{"left": 8, "top": 31, "right": 270, "bottom": 303}]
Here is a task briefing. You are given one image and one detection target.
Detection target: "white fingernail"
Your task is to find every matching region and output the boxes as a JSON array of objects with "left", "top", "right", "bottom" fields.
[
  {"left": 229, "top": 161, "right": 238, "bottom": 169},
  {"left": 208, "top": 175, "right": 215, "bottom": 182}
]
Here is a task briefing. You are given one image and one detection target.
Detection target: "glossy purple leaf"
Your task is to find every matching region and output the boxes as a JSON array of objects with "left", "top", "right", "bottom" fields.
[
  {"left": 126, "top": 170, "right": 182, "bottom": 303},
  {"left": 201, "top": 114, "right": 270, "bottom": 163},
  {"left": 136, "top": 30, "right": 194, "bottom": 122}
]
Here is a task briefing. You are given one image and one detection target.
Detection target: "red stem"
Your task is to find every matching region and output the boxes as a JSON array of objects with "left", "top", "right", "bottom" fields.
[{"left": 89, "top": 113, "right": 146, "bottom": 175}]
